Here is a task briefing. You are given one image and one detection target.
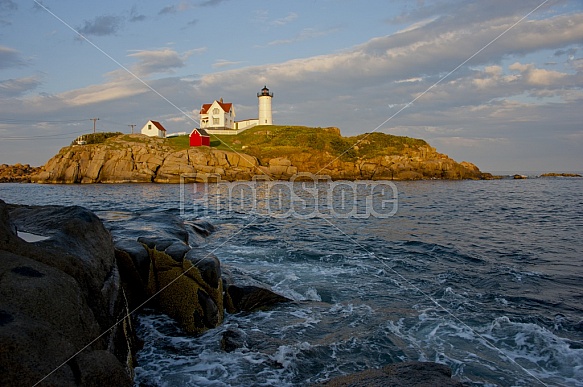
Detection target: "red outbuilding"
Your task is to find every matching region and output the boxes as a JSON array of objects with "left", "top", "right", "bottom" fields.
[{"left": 189, "top": 128, "right": 211, "bottom": 147}]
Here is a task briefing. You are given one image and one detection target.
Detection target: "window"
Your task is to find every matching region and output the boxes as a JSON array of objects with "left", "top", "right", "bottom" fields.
[
  {"left": 148, "top": 124, "right": 152, "bottom": 129},
  {"left": 213, "top": 108, "right": 219, "bottom": 114},
  {"left": 213, "top": 118, "right": 219, "bottom": 125}
]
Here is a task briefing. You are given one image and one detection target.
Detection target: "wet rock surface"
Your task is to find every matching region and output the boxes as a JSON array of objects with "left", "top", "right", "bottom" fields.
[
  {"left": 109, "top": 211, "right": 291, "bottom": 335},
  {"left": 0, "top": 200, "right": 134, "bottom": 386}
]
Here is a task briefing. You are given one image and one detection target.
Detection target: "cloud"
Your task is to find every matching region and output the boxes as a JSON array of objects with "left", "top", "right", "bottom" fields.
[
  {"left": 433, "top": 136, "right": 508, "bottom": 148},
  {"left": 207, "top": 11, "right": 583, "bottom": 105},
  {"left": 0, "top": 45, "right": 25, "bottom": 69},
  {"left": 212, "top": 59, "right": 243, "bottom": 68},
  {"left": 0, "top": 0, "right": 16, "bottom": 26},
  {"left": 129, "top": 5, "right": 146, "bottom": 22},
  {"left": 185, "top": 18, "right": 198, "bottom": 27},
  {"left": 271, "top": 12, "right": 298, "bottom": 26},
  {"left": 128, "top": 48, "right": 192, "bottom": 76},
  {"left": 395, "top": 77, "right": 422, "bottom": 83},
  {"left": 159, "top": 1, "right": 194, "bottom": 14},
  {"left": 159, "top": 5, "right": 176, "bottom": 15},
  {"left": 60, "top": 83, "right": 147, "bottom": 106},
  {"left": 189, "top": 47, "right": 208, "bottom": 55},
  {"left": 77, "top": 15, "right": 123, "bottom": 37},
  {"left": 197, "top": 0, "right": 230, "bottom": 7},
  {"left": 253, "top": 9, "right": 268, "bottom": 23},
  {"left": 10, "top": 48, "right": 196, "bottom": 109},
  {"left": 554, "top": 47, "right": 577, "bottom": 57},
  {"left": 509, "top": 62, "right": 569, "bottom": 86},
  {"left": 265, "top": 27, "right": 339, "bottom": 46},
  {"left": 393, "top": 17, "right": 438, "bottom": 34},
  {"left": 562, "top": 131, "right": 583, "bottom": 143},
  {"left": 387, "top": 0, "right": 555, "bottom": 26},
  {"left": 31, "top": 0, "right": 47, "bottom": 12},
  {"left": 0, "top": 75, "right": 42, "bottom": 98},
  {"left": 0, "top": 0, "right": 17, "bottom": 12}
]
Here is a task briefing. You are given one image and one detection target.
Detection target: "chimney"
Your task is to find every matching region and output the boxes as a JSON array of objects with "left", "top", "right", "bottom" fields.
[{"left": 219, "top": 97, "right": 223, "bottom": 103}]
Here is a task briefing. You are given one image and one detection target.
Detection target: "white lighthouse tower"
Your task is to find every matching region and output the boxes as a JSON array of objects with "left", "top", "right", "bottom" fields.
[{"left": 257, "top": 85, "right": 273, "bottom": 125}]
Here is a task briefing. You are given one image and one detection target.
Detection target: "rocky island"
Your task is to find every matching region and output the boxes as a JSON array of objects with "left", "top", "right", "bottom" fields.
[{"left": 25, "top": 126, "right": 488, "bottom": 184}]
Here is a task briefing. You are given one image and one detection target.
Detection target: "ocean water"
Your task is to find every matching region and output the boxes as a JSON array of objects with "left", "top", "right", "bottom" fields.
[{"left": 1, "top": 178, "right": 582, "bottom": 386}]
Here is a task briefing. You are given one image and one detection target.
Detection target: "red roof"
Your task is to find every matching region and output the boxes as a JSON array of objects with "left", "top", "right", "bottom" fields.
[
  {"left": 150, "top": 120, "right": 166, "bottom": 132},
  {"left": 190, "top": 128, "right": 210, "bottom": 137},
  {"left": 200, "top": 101, "right": 233, "bottom": 114}
]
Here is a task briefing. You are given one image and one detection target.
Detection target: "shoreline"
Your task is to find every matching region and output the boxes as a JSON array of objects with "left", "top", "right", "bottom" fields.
[{"left": 2, "top": 170, "right": 581, "bottom": 184}]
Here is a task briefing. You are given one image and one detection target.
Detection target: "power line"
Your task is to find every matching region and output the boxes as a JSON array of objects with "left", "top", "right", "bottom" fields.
[
  {"left": 0, "top": 129, "right": 89, "bottom": 140},
  {"left": 0, "top": 117, "right": 127, "bottom": 140},
  {"left": 0, "top": 118, "right": 87, "bottom": 125}
]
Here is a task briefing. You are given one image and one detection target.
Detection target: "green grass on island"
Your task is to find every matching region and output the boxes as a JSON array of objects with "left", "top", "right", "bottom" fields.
[{"left": 166, "top": 125, "right": 429, "bottom": 161}]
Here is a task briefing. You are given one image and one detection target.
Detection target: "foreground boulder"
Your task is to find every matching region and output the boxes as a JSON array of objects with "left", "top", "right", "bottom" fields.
[
  {"left": 0, "top": 200, "right": 134, "bottom": 386},
  {"left": 313, "top": 361, "right": 465, "bottom": 387}
]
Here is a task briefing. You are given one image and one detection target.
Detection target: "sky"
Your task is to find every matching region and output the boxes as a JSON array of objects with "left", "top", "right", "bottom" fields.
[{"left": 0, "top": 0, "right": 582, "bottom": 173}]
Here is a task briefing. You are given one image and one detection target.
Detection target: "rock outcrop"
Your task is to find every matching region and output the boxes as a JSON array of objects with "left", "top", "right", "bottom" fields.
[
  {"left": 32, "top": 135, "right": 260, "bottom": 184},
  {"left": 0, "top": 163, "right": 41, "bottom": 183},
  {"left": 261, "top": 147, "right": 484, "bottom": 181},
  {"left": 0, "top": 200, "right": 134, "bottom": 386},
  {"left": 110, "top": 211, "right": 291, "bottom": 335},
  {"left": 31, "top": 134, "right": 488, "bottom": 183}
]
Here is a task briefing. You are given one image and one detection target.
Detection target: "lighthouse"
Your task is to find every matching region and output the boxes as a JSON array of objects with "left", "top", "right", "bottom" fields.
[{"left": 257, "top": 85, "right": 273, "bottom": 125}]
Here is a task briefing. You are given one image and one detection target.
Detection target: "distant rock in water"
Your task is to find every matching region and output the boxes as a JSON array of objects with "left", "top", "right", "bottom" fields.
[
  {"left": 0, "top": 163, "right": 41, "bottom": 183},
  {"left": 30, "top": 131, "right": 489, "bottom": 183},
  {"left": 540, "top": 172, "right": 582, "bottom": 177}
]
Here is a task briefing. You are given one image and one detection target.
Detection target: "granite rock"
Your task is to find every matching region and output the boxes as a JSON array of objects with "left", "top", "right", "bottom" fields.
[{"left": 0, "top": 200, "right": 134, "bottom": 386}]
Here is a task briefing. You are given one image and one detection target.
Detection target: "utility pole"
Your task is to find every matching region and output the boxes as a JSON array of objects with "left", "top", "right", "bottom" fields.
[
  {"left": 90, "top": 118, "right": 99, "bottom": 134},
  {"left": 128, "top": 124, "right": 136, "bottom": 134}
]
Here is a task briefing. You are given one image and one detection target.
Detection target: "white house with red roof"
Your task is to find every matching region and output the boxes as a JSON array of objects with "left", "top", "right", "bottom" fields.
[
  {"left": 140, "top": 120, "right": 167, "bottom": 138},
  {"left": 200, "top": 98, "right": 236, "bottom": 130}
]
